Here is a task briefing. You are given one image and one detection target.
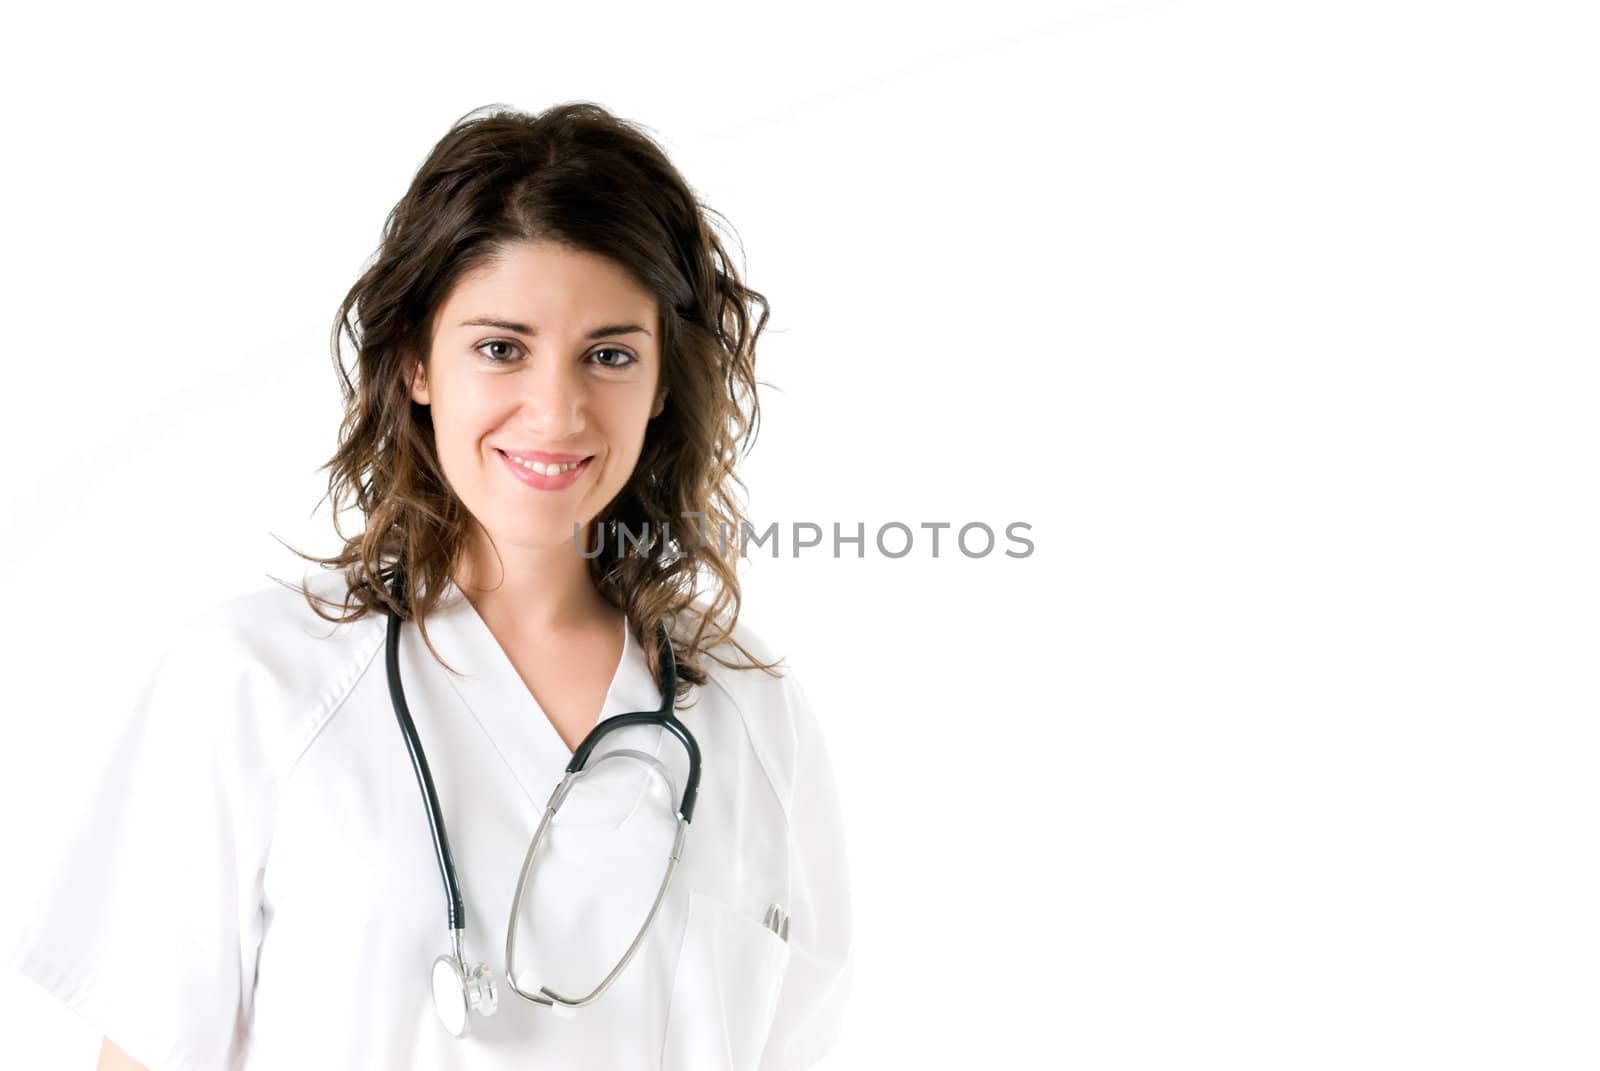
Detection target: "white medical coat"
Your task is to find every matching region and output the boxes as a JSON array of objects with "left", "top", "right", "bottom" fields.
[{"left": 6, "top": 568, "right": 852, "bottom": 1070}]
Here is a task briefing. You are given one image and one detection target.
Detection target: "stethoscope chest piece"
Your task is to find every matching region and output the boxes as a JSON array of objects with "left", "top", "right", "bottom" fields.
[{"left": 433, "top": 950, "right": 499, "bottom": 1037}]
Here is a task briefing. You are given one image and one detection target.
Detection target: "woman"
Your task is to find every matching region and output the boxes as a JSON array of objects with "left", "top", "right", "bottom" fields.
[{"left": 8, "top": 102, "right": 852, "bottom": 1070}]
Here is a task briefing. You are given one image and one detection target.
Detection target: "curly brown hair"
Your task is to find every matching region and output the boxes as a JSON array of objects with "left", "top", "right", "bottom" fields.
[{"left": 276, "top": 101, "right": 784, "bottom": 703}]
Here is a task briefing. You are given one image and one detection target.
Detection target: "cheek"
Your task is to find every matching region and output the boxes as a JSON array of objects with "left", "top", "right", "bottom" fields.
[
  {"left": 608, "top": 387, "right": 660, "bottom": 433},
  {"left": 434, "top": 387, "right": 498, "bottom": 447}
]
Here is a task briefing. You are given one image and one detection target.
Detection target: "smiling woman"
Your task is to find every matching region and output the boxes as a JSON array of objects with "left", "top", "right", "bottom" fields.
[{"left": 7, "top": 101, "right": 852, "bottom": 1071}]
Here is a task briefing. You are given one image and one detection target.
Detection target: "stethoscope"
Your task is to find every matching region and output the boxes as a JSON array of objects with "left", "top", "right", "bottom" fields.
[{"left": 382, "top": 563, "right": 703, "bottom": 1038}]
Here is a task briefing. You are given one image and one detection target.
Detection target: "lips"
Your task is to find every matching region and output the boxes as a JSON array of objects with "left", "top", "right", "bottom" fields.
[{"left": 495, "top": 448, "right": 592, "bottom": 491}]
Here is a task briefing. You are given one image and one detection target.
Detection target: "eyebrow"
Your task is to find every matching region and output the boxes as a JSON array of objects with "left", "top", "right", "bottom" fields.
[{"left": 458, "top": 316, "right": 652, "bottom": 340}]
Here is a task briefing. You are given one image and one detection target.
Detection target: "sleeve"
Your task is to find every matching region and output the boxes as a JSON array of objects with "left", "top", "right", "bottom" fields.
[
  {"left": 3, "top": 613, "right": 272, "bottom": 1071},
  {"left": 759, "top": 666, "right": 855, "bottom": 1071}
]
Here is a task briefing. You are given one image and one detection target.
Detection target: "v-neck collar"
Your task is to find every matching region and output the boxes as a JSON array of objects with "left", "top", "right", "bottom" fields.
[{"left": 411, "top": 577, "right": 667, "bottom": 806}]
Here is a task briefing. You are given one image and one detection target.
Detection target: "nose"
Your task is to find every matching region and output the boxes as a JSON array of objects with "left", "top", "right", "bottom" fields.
[{"left": 516, "top": 353, "right": 589, "bottom": 440}]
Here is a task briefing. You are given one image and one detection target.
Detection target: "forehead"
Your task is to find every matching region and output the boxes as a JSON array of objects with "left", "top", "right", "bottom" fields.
[{"left": 438, "top": 241, "right": 657, "bottom": 325}]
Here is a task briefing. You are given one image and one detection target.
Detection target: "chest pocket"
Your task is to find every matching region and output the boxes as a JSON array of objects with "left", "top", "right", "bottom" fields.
[{"left": 660, "top": 888, "right": 792, "bottom": 1070}]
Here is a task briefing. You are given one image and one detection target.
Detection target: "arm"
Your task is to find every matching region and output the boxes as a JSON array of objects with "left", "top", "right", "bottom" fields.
[{"left": 96, "top": 1037, "right": 149, "bottom": 1071}]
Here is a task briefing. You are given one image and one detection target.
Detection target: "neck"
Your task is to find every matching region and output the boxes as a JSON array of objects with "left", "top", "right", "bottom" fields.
[{"left": 451, "top": 521, "right": 614, "bottom": 636}]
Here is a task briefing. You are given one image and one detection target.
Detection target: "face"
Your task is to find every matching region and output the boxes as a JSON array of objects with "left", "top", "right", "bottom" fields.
[{"left": 407, "top": 240, "right": 667, "bottom": 557}]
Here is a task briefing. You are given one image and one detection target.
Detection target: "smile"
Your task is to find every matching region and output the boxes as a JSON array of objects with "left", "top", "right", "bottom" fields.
[{"left": 495, "top": 449, "right": 593, "bottom": 491}]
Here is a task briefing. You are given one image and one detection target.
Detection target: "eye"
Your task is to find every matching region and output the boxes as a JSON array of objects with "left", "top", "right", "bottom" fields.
[
  {"left": 590, "top": 346, "right": 638, "bottom": 369},
  {"left": 475, "top": 339, "right": 522, "bottom": 364}
]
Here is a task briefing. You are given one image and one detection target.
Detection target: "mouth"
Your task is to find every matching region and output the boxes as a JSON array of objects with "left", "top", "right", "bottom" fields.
[{"left": 495, "top": 448, "right": 594, "bottom": 490}]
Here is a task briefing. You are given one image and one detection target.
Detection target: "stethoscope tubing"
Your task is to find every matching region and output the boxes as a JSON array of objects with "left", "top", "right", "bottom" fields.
[
  {"left": 381, "top": 562, "right": 703, "bottom": 942},
  {"left": 385, "top": 564, "right": 468, "bottom": 932}
]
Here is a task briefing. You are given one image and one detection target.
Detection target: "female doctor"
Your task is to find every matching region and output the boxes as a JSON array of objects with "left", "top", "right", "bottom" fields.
[{"left": 6, "top": 102, "right": 851, "bottom": 1070}]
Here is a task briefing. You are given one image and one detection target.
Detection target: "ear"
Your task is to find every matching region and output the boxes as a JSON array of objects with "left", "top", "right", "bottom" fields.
[
  {"left": 650, "top": 388, "right": 667, "bottom": 419},
  {"left": 407, "top": 357, "right": 430, "bottom": 406}
]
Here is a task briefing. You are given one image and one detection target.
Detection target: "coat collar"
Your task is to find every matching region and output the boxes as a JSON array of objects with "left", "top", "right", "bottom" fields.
[{"left": 406, "top": 577, "right": 667, "bottom": 807}]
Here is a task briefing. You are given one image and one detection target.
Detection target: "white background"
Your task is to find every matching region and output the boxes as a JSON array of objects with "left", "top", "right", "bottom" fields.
[{"left": 1, "top": 0, "right": 1596, "bottom": 1067}]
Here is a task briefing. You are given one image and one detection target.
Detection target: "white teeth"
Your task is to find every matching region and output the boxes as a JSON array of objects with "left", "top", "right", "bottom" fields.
[{"left": 506, "top": 454, "right": 583, "bottom": 476}]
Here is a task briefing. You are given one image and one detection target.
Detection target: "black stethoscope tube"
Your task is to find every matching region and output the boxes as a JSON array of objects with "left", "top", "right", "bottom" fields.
[{"left": 385, "top": 564, "right": 468, "bottom": 931}]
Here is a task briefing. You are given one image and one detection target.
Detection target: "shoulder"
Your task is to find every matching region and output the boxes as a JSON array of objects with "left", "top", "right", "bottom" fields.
[
  {"left": 197, "top": 566, "right": 388, "bottom": 673},
  {"left": 673, "top": 600, "right": 819, "bottom": 818},
  {"left": 154, "top": 567, "right": 388, "bottom": 773}
]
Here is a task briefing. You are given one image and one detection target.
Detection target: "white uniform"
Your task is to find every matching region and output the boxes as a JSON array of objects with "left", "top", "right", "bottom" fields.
[{"left": 6, "top": 567, "right": 852, "bottom": 1070}]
